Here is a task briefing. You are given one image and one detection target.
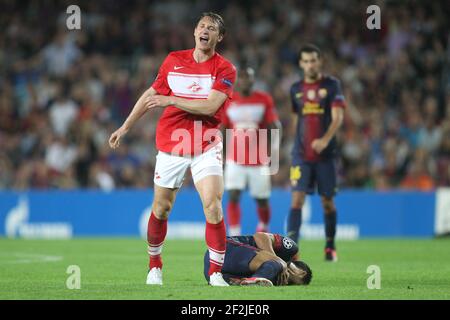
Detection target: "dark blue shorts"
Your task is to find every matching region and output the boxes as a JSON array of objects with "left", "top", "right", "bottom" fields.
[
  {"left": 290, "top": 157, "right": 337, "bottom": 197},
  {"left": 203, "top": 239, "right": 257, "bottom": 283}
]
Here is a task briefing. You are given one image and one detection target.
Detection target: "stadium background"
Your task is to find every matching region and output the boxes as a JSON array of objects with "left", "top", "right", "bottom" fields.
[
  {"left": 0, "top": 0, "right": 450, "bottom": 300},
  {"left": 1, "top": 0, "right": 449, "bottom": 191}
]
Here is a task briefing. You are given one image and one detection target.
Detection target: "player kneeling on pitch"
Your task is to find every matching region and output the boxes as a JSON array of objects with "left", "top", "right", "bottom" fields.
[{"left": 203, "top": 232, "right": 312, "bottom": 286}]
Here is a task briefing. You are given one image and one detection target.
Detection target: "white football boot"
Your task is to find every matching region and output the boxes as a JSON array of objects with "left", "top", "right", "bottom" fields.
[
  {"left": 209, "top": 272, "right": 230, "bottom": 287},
  {"left": 146, "top": 267, "right": 163, "bottom": 285}
]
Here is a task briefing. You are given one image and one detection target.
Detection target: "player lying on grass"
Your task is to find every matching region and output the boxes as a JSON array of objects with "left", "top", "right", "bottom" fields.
[{"left": 203, "top": 232, "right": 312, "bottom": 286}]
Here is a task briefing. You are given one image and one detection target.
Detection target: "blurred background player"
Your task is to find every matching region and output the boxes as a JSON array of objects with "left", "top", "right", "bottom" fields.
[
  {"left": 286, "top": 44, "right": 345, "bottom": 262},
  {"left": 109, "top": 12, "right": 236, "bottom": 286},
  {"left": 222, "top": 67, "right": 281, "bottom": 236},
  {"left": 203, "top": 232, "right": 312, "bottom": 286}
]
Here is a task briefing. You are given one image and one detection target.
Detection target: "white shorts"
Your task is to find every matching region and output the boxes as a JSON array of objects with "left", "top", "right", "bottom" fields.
[
  {"left": 154, "top": 143, "right": 223, "bottom": 189},
  {"left": 224, "top": 162, "right": 271, "bottom": 199}
]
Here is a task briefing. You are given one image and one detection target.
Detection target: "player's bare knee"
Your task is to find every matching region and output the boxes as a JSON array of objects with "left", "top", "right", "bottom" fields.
[
  {"left": 204, "top": 200, "right": 221, "bottom": 215},
  {"left": 321, "top": 197, "right": 335, "bottom": 214},
  {"left": 152, "top": 200, "right": 173, "bottom": 219},
  {"left": 203, "top": 197, "right": 223, "bottom": 222},
  {"left": 291, "top": 193, "right": 305, "bottom": 209},
  {"left": 291, "top": 200, "right": 304, "bottom": 209},
  {"left": 228, "top": 190, "right": 241, "bottom": 203},
  {"left": 205, "top": 207, "right": 223, "bottom": 224},
  {"left": 256, "top": 198, "right": 269, "bottom": 208}
]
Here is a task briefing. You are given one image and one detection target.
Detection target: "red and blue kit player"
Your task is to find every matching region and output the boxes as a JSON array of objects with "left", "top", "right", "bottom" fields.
[
  {"left": 222, "top": 67, "right": 281, "bottom": 236},
  {"left": 109, "top": 12, "right": 236, "bottom": 286},
  {"left": 286, "top": 44, "right": 345, "bottom": 262},
  {"left": 203, "top": 232, "right": 312, "bottom": 286}
]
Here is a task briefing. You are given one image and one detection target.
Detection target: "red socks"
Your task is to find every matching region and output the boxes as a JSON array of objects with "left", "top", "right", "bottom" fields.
[
  {"left": 228, "top": 202, "right": 271, "bottom": 233},
  {"left": 256, "top": 205, "right": 271, "bottom": 232},
  {"left": 227, "top": 202, "right": 241, "bottom": 236},
  {"left": 205, "top": 219, "right": 226, "bottom": 276},
  {"left": 148, "top": 213, "right": 227, "bottom": 276},
  {"left": 147, "top": 213, "right": 167, "bottom": 270}
]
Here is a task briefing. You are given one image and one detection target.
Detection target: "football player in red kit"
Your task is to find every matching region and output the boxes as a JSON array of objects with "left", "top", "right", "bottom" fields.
[
  {"left": 109, "top": 12, "right": 236, "bottom": 286},
  {"left": 222, "top": 67, "right": 281, "bottom": 236}
]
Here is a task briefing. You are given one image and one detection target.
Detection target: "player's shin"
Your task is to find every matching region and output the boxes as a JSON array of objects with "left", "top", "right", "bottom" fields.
[
  {"left": 324, "top": 210, "right": 337, "bottom": 249},
  {"left": 147, "top": 212, "right": 168, "bottom": 270},
  {"left": 256, "top": 204, "right": 271, "bottom": 232},
  {"left": 287, "top": 208, "right": 302, "bottom": 244},
  {"left": 205, "top": 219, "right": 226, "bottom": 275}
]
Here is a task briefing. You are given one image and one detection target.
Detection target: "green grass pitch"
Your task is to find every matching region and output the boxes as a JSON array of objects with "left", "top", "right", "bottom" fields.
[{"left": 0, "top": 238, "right": 449, "bottom": 300}]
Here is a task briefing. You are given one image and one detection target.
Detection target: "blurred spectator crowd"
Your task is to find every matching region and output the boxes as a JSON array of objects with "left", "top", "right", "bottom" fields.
[{"left": 0, "top": 0, "right": 449, "bottom": 191}]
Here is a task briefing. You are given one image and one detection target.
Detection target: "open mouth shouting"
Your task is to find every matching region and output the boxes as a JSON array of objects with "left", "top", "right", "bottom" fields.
[{"left": 199, "top": 35, "right": 209, "bottom": 45}]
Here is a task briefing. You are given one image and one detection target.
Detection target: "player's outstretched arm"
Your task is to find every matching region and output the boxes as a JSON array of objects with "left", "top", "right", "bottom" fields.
[
  {"left": 109, "top": 87, "right": 157, "bottom": 149},
  {"left": 145, "top": 89, "right": 227, "bottom": 116}
]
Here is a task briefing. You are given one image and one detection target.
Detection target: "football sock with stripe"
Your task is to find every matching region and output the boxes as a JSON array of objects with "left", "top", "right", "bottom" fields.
[
  {"left": 206, "top": 219, "right": 226, "bottom": 276},
  {"left": 226, "top": 201, "right": 241, "bottom": 236},
  {"left": 147, "top": 212, "right": 167, "bottom": 270},
  {"left": 256, "top": 205, "right": 271, "bottom": 232}
]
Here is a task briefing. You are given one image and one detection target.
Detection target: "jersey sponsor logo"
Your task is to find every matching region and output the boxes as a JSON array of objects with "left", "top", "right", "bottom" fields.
[
  {"left": 174, "top": 66, "right": 184, "bottom": 70},
  {"left": 302, "top": 102, "right": 324, "bottom": 115},
  {"left": 167, "top": 72, "right": 213, "bottom": 98},
  {"left": 187, "top": 81, "right": 203, "bottom": 93},
  {"left": 295, "top": 92, "right": 303, "bottom": 99},
  {"left": 282, "top": 237, "right": 294, "bottom": 249}
]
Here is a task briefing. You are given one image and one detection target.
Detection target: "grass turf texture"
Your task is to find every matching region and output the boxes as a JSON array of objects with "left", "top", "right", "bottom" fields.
[{"left": 0, "top": 238, "right": 449, "bottom": 300}]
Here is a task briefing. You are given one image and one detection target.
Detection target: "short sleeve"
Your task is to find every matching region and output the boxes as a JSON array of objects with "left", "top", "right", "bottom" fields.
[
  {"left": 263, "top": 93, "right": 279, "bottom": 124},
  {"left": 212, "top": 63, "right": 237, "bottom": 98},
  {"left": 151, "top": 55, "right": 171, "bottom": 96},
  {"left": 290, "top": 83, "right": 300, "bottom": 113},
  {"left": 273, "top": 234, "right": 298, "bottom": 262},
  {"left": 332, "top": 79, "right": 346, "bottom": 109}
]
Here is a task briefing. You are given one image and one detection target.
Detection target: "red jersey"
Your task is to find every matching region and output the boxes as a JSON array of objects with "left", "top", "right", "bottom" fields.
[
  {"left": 222, "top": 91, "right": 279, "bottom": 166},
  {"left": 151, "top": 49, "right": 236, "bottom": 155}
]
